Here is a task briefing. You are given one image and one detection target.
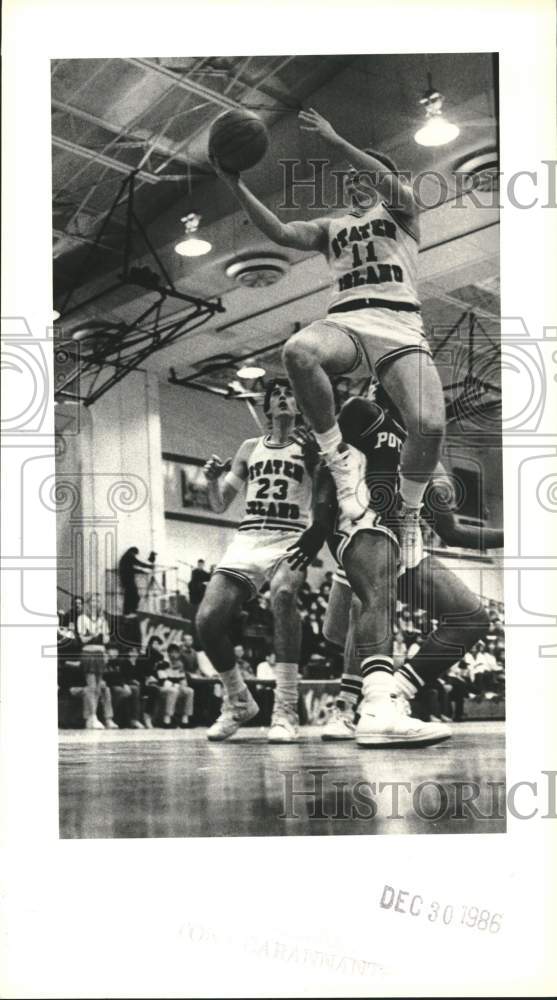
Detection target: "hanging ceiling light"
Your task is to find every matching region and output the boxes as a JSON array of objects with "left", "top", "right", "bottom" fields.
[
  {"left": 175, "top": 212, "right": 212, "bottom": 257},
  {"left": 237, "top": 358, "right": 266, "bottom": 380},
  {"left": 414, "top": 74, "right": 460, "bottom": 147}
]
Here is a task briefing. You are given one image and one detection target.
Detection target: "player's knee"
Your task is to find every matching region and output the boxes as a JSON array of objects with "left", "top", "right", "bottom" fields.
[
  {"left": 420, "top": 411, "right": 445, "bottom": 442},
  {"left": 282, "top": 333, "right": 321, "bottom": 374},
  {"left": 196, "top": 603, "right": 216, "bottom": 642}
]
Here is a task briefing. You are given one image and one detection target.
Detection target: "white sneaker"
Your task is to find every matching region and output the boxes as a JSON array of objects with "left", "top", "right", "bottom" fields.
[
  {"left": 396, "top": 500, "right": 424, "bottom": 570},
  {"left": 327, "top": 446, "right": 368, "bottom": 522},
  {"left": 207, "top": 690, "right": 259, "bottom": 741},
  {"left": 130, "top": 719, "right": 145, "bottom": 729},
  {"left": 268, "top": 703, "right": 299, "bottom": 743},
  {"left": 104, "top": 719, "right": 119, "bottom": 730},
  {"left": 85, "top": 717, "right": 104, "bottom": 730},
  {"left": 356, "top": 696, "right": 451, "bottom": 747},
  {"left": 321, "top": 706, "right": 356, "bottom": 741}
]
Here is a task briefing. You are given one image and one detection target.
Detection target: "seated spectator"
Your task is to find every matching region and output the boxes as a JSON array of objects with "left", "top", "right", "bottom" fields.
[
  {"left": 233, "top": 644, "right": 255, "bottom": 680},
  {"left": 256, "top": 651, "right": 277, "bottom": 680},
  {"left": 142, "top": 636, "right": 167, "bottom": 728},
  {"left": 120, "top": 644, "right": 158, "bottom": 726},
  {"left": 298, "top": 580, "right": 313, "bottom": 610},
  {"left": 69, "top": 645, "right": 118, "bottom": 730},
  {"left": 398, "top": 607, "right": 419, "bottom": 643},
  {"left": 469, "top": 640, "right": 491, "bottom": 694},
  {"left": 145, "top": 635, "right": 166, "bottom": 667},
  {"left": 57, "top": 610, "right": 82, "bottom": 656},
  {"left": 180, "top": 633, "right": 201, "bottom": 675},
  {"left": 392, "top": 630, "right": 408, "bottom": 669},
  {"left": 76, "top": 594, "right": 110, "bottom": 647},
  {"left": 406, "top": 634, "right": 424, "bottom": 660},
  {"left": 414, "top": 678, "right": 452, "bottom": 723},
  {"left": 242, "top": 594, "right": 274, "bottom": 664},
  {"left": 156, "top": 643, "right": 194, "bottom": 727},
  {"left": 103, "top": 641, "right": 144, "bottom": 728},
  {"left": 61, "top": 596, "right": 83, "bottom": 631},
  {"left": 445, "top": 660, "right": 471, "bottom": 721}
]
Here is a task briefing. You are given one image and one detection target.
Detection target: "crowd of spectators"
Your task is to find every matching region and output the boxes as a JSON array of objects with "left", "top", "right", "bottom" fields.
[
  {"left": 57, "top": 593, "right": 202, "bottom": 730},
  {"left": 58, "top": 566, "right": 506, "bottom": 728}
]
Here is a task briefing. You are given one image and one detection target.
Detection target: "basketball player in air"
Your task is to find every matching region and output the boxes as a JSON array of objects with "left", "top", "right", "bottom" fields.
[
  {"left": 287, "top": 382, "right": 503, "bottom": 746},
  {"left": 212, "top": 107, "right": 446, "bottom": 571},
  {"left": 196, "top": 379, "right": 318, "bottom": 743}
]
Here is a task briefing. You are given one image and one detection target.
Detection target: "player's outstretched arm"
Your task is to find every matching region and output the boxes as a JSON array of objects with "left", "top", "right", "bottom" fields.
[
  {"left": 298, "top": 107, "right": 415, "bottom": 217},
  {"left": 211, "top": 155, "right": 327, "bottom": 252},
  {"left": 427, "top": 464, "right": 504, "bottom": 550},
  {"left": 203, "top": 439, "right": 253, "bottom": 513}
]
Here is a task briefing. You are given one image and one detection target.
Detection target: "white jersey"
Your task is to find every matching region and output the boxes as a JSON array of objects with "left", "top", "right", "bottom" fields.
[
  {"left": 240, "top": 435, "right": 312, "bottom": 534},
  {"left": 327, "top": 202, "right": 420, "bottom": 310}
]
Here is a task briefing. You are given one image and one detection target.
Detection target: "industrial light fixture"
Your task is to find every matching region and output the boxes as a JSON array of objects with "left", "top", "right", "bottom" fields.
[
  {"left": 414, "top": 74, "right": 460, "bottom": 147},
  {"left": 237, "top": 359, "right": 266, "bottom": 380},
  {"left": 175, "top": 212, "right": 212, "bottom": 257}
]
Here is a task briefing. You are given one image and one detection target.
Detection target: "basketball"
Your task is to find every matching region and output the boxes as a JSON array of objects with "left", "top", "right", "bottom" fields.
[{"left": 208, "top": 109, "right": 269, "bottom": 173}]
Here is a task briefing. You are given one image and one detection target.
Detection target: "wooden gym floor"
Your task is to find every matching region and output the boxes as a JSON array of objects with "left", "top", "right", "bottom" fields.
[{"left": 59, "top": 721, "right": 505, "bottom": 838}]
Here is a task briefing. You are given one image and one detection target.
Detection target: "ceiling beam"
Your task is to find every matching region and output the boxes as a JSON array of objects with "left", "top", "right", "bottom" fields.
[
  {"left": 52, "top": 135, "right": 160, "bottom": 184},
  {"left": 52, "top": 98, "right": 211, "bottom": 170},
  {"left": 127, "top": 57, "right": 246, "bottom": 110}
]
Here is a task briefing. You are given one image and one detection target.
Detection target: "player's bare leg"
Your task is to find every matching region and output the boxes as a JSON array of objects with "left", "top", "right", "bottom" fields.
[
  {"left": 395, "top": 556, "right": 490, "bottom": 705},
  {"left": 380, "top": 351, "right": 445, "bottom": 569},
  {"left": 322, "top": 590, "right": 361, "bottom": 740},
  {"left": 282, "top": 324, "right": 368, "bottom": 521},
  {"left": 268, "top": 559, "right": 304, "bottom": 743},
  {"left": 196, "top": 574, "right": 259, "bottom": 741},
  {"left": 323, "top": 532, "right": 451, "bottom": 747}
]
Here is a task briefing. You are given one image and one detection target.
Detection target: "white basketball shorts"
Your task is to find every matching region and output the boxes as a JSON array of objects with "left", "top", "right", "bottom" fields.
[{"left": 214, "top": 529, "right": 300, "bottom": 598}]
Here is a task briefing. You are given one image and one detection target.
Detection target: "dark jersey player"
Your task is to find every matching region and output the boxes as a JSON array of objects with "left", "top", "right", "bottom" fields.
[{"left": 288, "top": 386, "right": 503, "bottom": 747}]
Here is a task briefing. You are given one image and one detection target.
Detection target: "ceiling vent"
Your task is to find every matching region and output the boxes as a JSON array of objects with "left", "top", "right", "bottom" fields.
[
  {"left": 225, "top": 255, "right": 290, "bottom": 288},
  {"left": 452, "top": 147, "right": 499, "bottom": 192}
]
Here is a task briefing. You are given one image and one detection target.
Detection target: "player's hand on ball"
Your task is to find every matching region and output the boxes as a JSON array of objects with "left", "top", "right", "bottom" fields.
[
  {"left": 209, "top": 153, "right": 240, "bottom": 184},
  {"left": 298, "top": 108, "right": 338, "bottom": 142},
  {"left": 286, "top": 523, "right": 327, "bottom": 570},
  {"left": 203, "top": 455, "right": 232, "bottom": 481}
]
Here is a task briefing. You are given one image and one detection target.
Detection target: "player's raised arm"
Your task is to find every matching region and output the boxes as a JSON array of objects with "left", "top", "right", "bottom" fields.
[
  {"left": 203, "top": 439, "right": 253, "bottom": 513},
  {"left": 211, "top": 156, "right": 328, "bottom": 252},
  {"left": 298, "top": 107, "right": 415, "bottom": 218}
]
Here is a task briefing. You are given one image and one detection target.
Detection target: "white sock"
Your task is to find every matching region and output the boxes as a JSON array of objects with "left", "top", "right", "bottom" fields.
[
  {"left": 274, "top": 662, "right": 298, "bottom": 708},
  {"left": 361, "top": 656, "right": 396, "bottom": 701},
  {"left": 314, "top": 423, "right": 342, "bottom": 460},
  {"left": 394, "top": 663, "right": 423, "bottom": 700},
  {"left": 399, "top": 476, "right": 427, "bottom": 509},
  {"left": 220, "top": 665, "right": 248, "bottom": 700}
]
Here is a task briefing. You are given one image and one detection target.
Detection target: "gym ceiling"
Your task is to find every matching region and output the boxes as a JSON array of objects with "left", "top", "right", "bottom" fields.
[{"left": 51, "top": 54, "right": 499, "bottom": 393}]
